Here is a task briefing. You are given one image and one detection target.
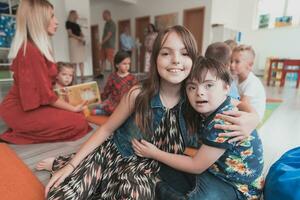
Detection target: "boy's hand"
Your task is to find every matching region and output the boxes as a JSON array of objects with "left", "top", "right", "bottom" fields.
[{"left": 132, "top": 139, "right": 158, "bottom": 158}]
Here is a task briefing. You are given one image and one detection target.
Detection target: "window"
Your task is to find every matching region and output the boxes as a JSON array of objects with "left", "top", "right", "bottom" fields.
[{"left": 257, "top": 0, "right": 300, "bottom": 28}]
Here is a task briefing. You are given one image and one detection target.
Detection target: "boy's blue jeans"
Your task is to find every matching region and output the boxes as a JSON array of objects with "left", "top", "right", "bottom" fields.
[
  {"left": 187, "top": 171, "right": 238, "bottom": 200},
  {"left": 157, "top": 171, "right": 238, "bottom": 200}
]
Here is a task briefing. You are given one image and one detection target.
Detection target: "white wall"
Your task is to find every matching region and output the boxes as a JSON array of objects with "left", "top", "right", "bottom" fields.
[
  {"left": 211, "top": 0, "right": 239, "bottom": 30},
  {"left": 209, "top": 0, "right": 300, "bottom": 73},
  {"left": 238, "top": 0, "right": 300, "bottom": 72},
  {"left": 50, "top": 0, "right": 69, "bottom": 62},
  {"left": 90, "top": 0, "right": 212, "bottom": 53}
]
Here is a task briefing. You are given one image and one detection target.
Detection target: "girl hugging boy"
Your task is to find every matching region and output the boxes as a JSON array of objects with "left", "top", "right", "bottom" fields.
[{"left": 133, "top": 57, "right": 264, "bottom": 200}]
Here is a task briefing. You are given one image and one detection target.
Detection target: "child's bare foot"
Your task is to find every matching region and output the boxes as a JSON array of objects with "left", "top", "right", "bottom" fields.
[{"left": 35, "top": 157, "right": 55, "bottom": 171}]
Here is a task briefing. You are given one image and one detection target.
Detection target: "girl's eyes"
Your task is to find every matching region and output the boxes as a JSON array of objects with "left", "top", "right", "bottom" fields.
[
  {"left": 159, "top": 50, "right": 189, "bottom": 56},
  {"left": 160, "top": 52, "right": 169, "bottom": 56},
  {"left": 181, "top": 51, "right": 189, "bottom": 56}
]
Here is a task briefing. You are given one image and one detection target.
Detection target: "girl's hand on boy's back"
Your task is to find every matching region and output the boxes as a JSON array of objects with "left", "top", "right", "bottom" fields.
[
  {"left": 132, "top": 139, "right": 159, "bottom": 159},
  {"left": 215, "top": 110, "right": 259, "bottom": 143}
]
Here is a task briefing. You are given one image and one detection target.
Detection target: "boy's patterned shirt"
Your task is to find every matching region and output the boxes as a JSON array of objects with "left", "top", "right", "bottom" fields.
[{"left": 198, "top": 96, "right": 264, "bottom": 200}]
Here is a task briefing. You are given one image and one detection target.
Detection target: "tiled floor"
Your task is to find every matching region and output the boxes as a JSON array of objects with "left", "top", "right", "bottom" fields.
[{"left": 0, "top": 76, "right": 300, "bottom": 184}]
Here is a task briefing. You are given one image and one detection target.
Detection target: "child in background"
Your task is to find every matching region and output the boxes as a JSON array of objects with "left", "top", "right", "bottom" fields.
[
  {"left": 231, "top": 45, "right": 266, "bottom": 120},
  {"left": 133, "top": 57, "right": 264, "bottom": 200},
  {"left": 224, "top": 39, "right": 237, "bottom": 50},
  {"left": 55, "top": 62, "right": 75, "bottom": 89},
  {"left": 89, "top": 51, "right": 138, "bottom": 115},
  {"left": 205, "top": 42, "right": 240, "bottom": 100}
]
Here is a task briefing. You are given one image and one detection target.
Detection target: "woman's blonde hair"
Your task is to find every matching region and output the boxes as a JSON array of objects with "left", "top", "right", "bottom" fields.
[
  {"left": 8, "top": 0, "right": 54, "bottom": 62},
  {"left": 67, "top": 10, "right": 77, "bottom": 22}
]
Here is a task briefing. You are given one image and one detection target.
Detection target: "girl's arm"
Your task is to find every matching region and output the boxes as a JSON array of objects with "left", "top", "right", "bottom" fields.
[
  {"left": 132, "top": 139, "right": 225, "bottom": 174},
  {"left": 50, "top": 98, "right": 87, "bottom": 112},
  {"left": 215, "top": 102, "right": 259, "bottom": 143},
  {"left": 45, "top": 86, "right": 140, "bottom": 195},
  {"left": 237, "top": 95, "right": 253, "bottom": 113},
  {"left": 67, "top": 29, "right": 83, "bottom": 41}
]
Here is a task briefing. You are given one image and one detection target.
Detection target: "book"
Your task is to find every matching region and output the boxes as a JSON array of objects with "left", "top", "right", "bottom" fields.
[{"left": 54, "top": 81, "right": 101, "bottom": 109}]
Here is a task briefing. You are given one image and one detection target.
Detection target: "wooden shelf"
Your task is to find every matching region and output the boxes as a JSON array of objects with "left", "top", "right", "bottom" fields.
[{"left": 267, "top": 59, "right": 300, "bottom": 88}]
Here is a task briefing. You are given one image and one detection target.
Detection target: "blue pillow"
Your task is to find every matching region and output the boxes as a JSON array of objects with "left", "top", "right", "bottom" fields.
[{"left": 264, "top": 147, "right": 300, "bottom": 200}]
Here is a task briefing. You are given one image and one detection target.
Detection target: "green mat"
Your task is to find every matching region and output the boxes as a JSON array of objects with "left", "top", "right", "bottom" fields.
[
  {"left": 258, "top": 102, "right": 282, "bottom": 129},
  {"left": 0, "top": 70, "right": 11, "bottom": 79}
]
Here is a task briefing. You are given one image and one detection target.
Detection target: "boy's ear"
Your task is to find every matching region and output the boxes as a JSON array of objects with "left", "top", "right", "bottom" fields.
[
  {"left": 247, "top": 60, "right": 254, "bottom": 70},
  {"left": 224, "top": 84, "right": 230, "bottom": 94}
]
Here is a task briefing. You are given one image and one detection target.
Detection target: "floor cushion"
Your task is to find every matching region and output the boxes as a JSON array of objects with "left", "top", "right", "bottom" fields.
[
  {"left": 0, "top": 143, "right": 44, "bottom": 200},
  {"left": 264, "top": 147, "right": 300, "bottom": 200},
  {"left": 86, "top": 115, "right": 109, "bottom": 125}
]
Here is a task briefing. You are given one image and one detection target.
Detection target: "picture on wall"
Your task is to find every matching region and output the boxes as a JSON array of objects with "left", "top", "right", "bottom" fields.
[
  {"left": 155, "top": 13, "right": 178, "bottom": 31},
  {"left": 258, "top": 14, "right": 270, "bottom": 29},
  {"left": 275, "top": 16, "right": 292, "bottom": 27},
  {"left": 0, "top": 14, "right": 16, "bottom": 48}
]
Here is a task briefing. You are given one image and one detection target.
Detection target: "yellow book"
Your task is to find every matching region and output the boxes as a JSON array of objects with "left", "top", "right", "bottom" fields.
[{"left": 54, "top": 81, "right": 101, "bottom": 116}]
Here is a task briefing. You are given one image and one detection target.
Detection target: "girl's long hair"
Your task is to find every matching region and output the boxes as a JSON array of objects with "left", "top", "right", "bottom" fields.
[
  {"left": 134, "top": 25, "right": 198, "bottom": 135},
  {"left": 8, "top": 0, "right": 54, "bottom": 62}
]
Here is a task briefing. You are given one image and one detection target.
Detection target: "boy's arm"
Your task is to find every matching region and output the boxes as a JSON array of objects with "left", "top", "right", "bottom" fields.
[
  {"left": 132, "top": 139, "right": 225, "bottom": 174},
  {"left": 237, "top": 95, "right": 255, "bottom": 113}
]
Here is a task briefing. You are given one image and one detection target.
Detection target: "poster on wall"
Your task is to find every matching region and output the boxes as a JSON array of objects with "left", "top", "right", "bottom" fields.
[
  {"left": 258, "top": 14, "right": 270, "bottom": 29},
  {"left": 155, "top": 13, "right": 178, "bottom": 31},
  {"left": 275, "top": 16, "right": 292, "bottom": 27}
]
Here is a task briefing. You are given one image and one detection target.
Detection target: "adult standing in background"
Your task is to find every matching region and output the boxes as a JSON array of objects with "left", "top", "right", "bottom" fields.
[
  {"left": 0, "top": 0, "right": 90, "bottom": 144},
  {"left": 98, "top": 10, "right": 116, "bottom": 78},
  {"left": 66, "top": 10, "right": 86, "bottom": 82},
  {"left": 120, "top": 25, "right": 135, "bottom": 57},
  {"left": 144, "top": 23, "right": 158, "bottom": 72}
]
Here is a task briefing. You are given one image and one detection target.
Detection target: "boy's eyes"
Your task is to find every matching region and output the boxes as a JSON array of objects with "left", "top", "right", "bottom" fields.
[
  {"left": 206, "top": 83, "right": 214, "bottom": 88},
  {"left": 187, "top": 85, "right": 196, "bottom": 91}
]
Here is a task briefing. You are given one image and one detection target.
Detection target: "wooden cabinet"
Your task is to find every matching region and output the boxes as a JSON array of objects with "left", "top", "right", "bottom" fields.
[{"left": 267, "top": 59, "right": 300, "bottom": 88}]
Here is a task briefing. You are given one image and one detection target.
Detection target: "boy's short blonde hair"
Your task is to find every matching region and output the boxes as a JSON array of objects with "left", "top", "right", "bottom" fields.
[
  {"left": 233, "top": 45, "right": 255, "bottom": 61},
  {"left": 224, "top": 39, "right": 237, "bottom": 50}
]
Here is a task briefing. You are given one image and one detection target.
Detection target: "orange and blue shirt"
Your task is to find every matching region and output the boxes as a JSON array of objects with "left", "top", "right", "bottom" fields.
[{"left": 198, "top": 96, "right": 264, "bottom": 200}]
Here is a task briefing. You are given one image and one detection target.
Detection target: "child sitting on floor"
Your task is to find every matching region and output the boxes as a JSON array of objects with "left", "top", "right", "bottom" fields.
[
  {"left": 230, "top": 45, "right": 266, "bottom": 120},
  {"left": 55, "top": 62, "right": 75, "bottom": 89},
  {"left": 89, "top": 51, "right": 138, "bottom": 115},
  {"left": 133, "top": 57, "right": 264, "bottom": 200}
]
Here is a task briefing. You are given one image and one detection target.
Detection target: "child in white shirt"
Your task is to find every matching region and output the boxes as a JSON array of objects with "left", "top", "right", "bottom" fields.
[{"left": 230, "top": 45, "right": 266, "bottom": 120}]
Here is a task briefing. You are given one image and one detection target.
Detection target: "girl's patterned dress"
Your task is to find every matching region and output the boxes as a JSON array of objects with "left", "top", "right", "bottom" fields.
[{"left": 47, "top": 105, "right": 184, "bottom": 200}]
